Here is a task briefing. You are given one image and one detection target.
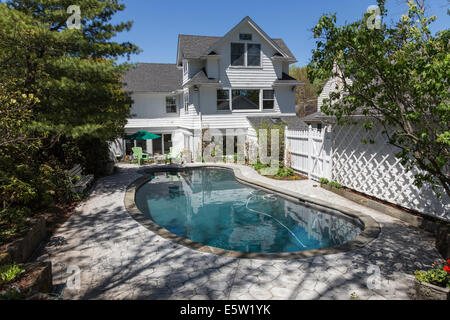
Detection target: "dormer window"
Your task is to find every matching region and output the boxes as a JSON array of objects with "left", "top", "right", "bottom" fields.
[{"left": 239, "top": 33, "right": 252, "bottom": 41}]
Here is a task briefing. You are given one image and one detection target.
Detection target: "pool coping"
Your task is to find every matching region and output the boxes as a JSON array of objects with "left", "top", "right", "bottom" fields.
[{"left": 124, "top": 164, "right": 381, "bottom": 260}]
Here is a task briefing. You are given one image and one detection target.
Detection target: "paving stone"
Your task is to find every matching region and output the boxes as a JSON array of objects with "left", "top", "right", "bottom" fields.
[{"left": 32, "top": 164, "right": 442, "bottom": 300}]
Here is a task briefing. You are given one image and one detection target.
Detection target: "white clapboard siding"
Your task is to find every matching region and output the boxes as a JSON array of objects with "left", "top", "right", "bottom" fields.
[{"left": 216, "top": 25, "right": 279, "bottom": 88}]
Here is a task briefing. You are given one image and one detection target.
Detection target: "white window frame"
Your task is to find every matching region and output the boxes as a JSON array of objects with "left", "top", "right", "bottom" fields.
[
  {"left": 183, "top": 92, "right": 189, "bottom": 112},
  {"left": 183, "top": 61, "right": 188, "bottom": 75},
  {"left": 247, "top": 43, "right": 261, "bottom": 67},
  {"left": 230, "top": 88, "right": 261, "bottom": 112},
  {"left": 262, "top": 90, "right": 275, "bottom": 110},
  {"left": 230, "top": 42, "right": 262, "bottom": 68},
  {"left": 216, "top": 88, "right": 276, "bottom": 112},
  {"left": 239, "top": 33, "right": 252, "bottom": 41},
  {"left": 216, "top": 89, "right": 231, "bottom": 111},
  {"left": 165, "top": 96, "right": 177, "bottom": 113}
]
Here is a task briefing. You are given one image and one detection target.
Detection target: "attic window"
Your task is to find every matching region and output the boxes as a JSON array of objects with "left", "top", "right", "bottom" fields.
[{"left": 239, "top": 33, "right": 252, "bottom": 41}]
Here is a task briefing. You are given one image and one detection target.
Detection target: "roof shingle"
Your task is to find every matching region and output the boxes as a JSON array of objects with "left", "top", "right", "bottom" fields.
[
  {"left": 122, "top": 63, "right": 182, "bottom": 93},
  {"left": 178, "top": 35, "right": 296, "bottom": 61}
]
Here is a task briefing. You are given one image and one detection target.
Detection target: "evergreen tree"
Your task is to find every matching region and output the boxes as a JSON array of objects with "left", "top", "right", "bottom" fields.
[
  {"left": 0, "top": 1, "right": 139, "bottom": 231},
  {"left": 2, "top": 0, "right": 139, "bottom": 143}
]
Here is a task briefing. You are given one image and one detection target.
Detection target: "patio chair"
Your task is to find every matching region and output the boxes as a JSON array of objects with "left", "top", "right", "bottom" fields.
[
  {"left": 166, "top": 147, "right": 181, "bottom": 164},
  {"left": 132, "top": 147, "right": 150, "bottom": 165}
]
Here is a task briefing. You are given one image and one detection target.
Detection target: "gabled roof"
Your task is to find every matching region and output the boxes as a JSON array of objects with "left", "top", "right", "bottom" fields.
[
  {"left": 177, "top": 17, "right": 296, "bottom": 65},
  {"left": 122, "top": 63, "right": 182, "bottom": 93},
  {"left": 185, "top": 69, "right": 219, "bottom": 86},
  {"left": 177, "top": 35, "right": 221, "bottom": 61}
]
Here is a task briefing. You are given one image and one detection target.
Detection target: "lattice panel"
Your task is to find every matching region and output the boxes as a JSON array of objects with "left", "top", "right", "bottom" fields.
[{"left": 332, "top": 121, "right": 449, "bottom": 221}]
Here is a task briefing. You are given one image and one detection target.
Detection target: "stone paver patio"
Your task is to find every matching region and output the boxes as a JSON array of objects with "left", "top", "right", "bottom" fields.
[{"left": 36, "top": 163, "right": 443, "bottom": 300}]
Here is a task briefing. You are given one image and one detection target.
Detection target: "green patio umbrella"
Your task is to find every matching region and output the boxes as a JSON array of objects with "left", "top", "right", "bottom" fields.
[{"left": 126, "top": 130, "right": 161, "bottom": 140}]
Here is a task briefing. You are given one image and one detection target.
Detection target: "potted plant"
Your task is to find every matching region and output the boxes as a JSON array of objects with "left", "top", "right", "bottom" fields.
[{"left": 414, "top": 260, "right": 450, "bottom": 300}]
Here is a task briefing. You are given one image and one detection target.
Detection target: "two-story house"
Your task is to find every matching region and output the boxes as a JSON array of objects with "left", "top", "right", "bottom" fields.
[{"left": 116, "top": 16, "right": 302, "bottom": 159}]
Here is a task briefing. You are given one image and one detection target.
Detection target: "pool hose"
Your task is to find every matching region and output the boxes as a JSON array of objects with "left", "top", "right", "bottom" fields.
[{"left": 244, "top": 190, "right": 307, "bottom": 248}]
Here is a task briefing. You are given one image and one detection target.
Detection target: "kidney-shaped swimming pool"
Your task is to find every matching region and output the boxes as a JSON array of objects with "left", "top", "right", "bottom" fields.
[{"left": 134, "top": 168, "right": 363, "bottom": 254}]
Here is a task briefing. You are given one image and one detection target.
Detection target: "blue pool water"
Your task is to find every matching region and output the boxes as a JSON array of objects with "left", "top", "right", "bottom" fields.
[{"left": 135, "top": 168, "right": 362, "bottom": 253}]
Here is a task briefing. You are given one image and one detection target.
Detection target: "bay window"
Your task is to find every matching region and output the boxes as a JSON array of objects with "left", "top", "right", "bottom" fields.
[
  {"left": 216, "top": 89, "right": 276, "bottom": 111},
  {"left": 231, "top": 89, "right": 259, "bottom": 110}
]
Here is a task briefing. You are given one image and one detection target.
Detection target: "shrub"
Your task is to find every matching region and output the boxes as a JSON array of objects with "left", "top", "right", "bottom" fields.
[
  {"left": 319, "top": 178, "right": 329, "bottom": 185},
  {"left": 252, "top": 161, "right": 270, "bottom": 173},
  {"left": 328, "top": 181, "right": 342, "bottom": 189},
  {"left": 276, "top": 167, "right": 294, "bottom": 178},
  {"left": 0, "top": 264, "right": 25, "bottom": 283}
]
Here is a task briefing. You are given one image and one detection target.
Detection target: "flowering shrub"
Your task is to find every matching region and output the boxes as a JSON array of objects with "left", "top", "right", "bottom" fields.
[{"left": 415, "top": 260, "right": 450, "bottom": 288}]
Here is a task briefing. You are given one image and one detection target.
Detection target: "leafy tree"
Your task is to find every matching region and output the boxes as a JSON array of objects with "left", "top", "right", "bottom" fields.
[
  {"left": 289, "top": 65, "right": 322, "bottom": 116},
  {"left": 308, "top": 0, "right": 449, "bottom": 196}
]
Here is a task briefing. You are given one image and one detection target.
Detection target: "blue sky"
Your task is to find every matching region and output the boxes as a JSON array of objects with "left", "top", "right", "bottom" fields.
[{"left": 112, "top": 0, "right": 449, "bottom": 66}]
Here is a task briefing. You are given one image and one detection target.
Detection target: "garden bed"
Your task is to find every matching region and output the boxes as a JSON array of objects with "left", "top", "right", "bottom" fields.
[
  {"left": 1, "top": 216, "right": 46, "bottom": 264},
  {"left": 320, "top": 183, "right": 448, "bottom": 231},
  {"left": 0, "top": 262, "right": 52, "bottom": 300},
  {"left": 1, "top": 201, "right": 80, "bottom": 261},
  {"left": 264, "top": 173, "right": 307, "bottom": 181}
]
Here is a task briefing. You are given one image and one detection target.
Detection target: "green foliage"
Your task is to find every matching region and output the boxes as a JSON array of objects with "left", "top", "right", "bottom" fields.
[
  {"left": 319, "top": 178, "right": 329, "bottom": 185},
  {"left": 276, "top": 167, "right": 295, "bottom": 178},
  {"left": 415, "top": 268, "right": 450, "bottom": 288},
  {"left": 252, "top": 161, "right": 270, "bottom": 173},
  {"left": 350, "top": 292, "right": 360, "bottom": 300},
  {"left": 252, "top": 161, "right": 295, "bottom": 178},
  {"left": 0, "top": 264, "right": 25, "bottom": 283},
  {"left": 415, "top": 260, "right": 450, "bottom": 288},
  {"left": 0, "top": 1, "right": 138, "bottom": 233},
  {"left": 328, "top": 181, "right": 342, "bottom": 189},
  {"left": 0, "top": 287, "right": 25, "bottom": 300},
  {"left": 308, "top": 0, "right": 450, "bottom": 196},
  {"left": 289, "top": 65, "right": 323, "bottom": 115}
]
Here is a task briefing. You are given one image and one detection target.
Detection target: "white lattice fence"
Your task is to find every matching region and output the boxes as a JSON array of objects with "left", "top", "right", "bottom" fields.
[
  {"left": 286, "top": 126, "right": 332, "bottom": 180},
  {"left": 332, "top": 121, "right": 449, "bottom": 221}
]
